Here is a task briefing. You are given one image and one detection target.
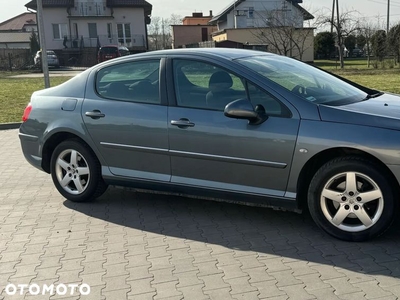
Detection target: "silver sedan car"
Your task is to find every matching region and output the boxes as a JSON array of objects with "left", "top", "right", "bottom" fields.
[{"left": 19, "top": 48, "right": 400, "bottom": 241}]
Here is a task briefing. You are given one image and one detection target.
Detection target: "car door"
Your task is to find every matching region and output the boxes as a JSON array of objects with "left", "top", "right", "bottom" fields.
[
  {"left": 82, "top": 58, "right": 171, "bottom": 182},
  {"left": 167, "top": 58, "right": 300, "bottom": 197}
]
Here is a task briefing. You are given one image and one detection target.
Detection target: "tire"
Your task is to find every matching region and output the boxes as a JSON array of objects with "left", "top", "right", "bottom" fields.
[
  {"left": 50, "top": 140, "right": 107, "bottom": 202},
  {"left": 308, "top": 156, "right": 397, "bottom": 241}
]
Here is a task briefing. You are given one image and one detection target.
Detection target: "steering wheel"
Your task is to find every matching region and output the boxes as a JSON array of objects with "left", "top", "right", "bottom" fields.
[{"left": 291, "top": 85, "right": 307, "bottom": 96}]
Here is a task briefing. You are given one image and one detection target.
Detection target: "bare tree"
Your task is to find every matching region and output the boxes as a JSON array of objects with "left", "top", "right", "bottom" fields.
[
  {"left": 323, "top": 10, "right": 361, "bottom": 68},
  {"left": 148, "top": 16, "right": 162, "bottom": 50},
  {"left": 251, "top": 4, "right": 314, "bottom": 61},
  {"left": 358, "top": 19, "right": 378, "bottom": 67},
  {"left": 148, "top": 14, "right": 182, "bottom": 50}
]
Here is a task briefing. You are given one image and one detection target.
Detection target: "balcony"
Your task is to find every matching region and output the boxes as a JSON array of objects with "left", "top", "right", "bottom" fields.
[
  {"left": 69, "top": 1, "right": 112, "bottom": 18},
  {"left": 60, "top": 34, "right": 146, "bottom": 49}
]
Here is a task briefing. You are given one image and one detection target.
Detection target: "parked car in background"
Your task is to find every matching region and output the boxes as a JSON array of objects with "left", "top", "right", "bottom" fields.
[
  {"left": 19, "top": 48, "right": 400, "bottom": 242},
  {"left": 97, "top": 45, "right": 130, "bottom": 63},
  {"left": 34, "top": 50, "right": 60, "bottom": 68}
]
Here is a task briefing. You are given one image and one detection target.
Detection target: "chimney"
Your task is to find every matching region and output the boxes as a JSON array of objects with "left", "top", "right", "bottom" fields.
[{"left": 209, "top": 10, "right": 213, "bottom": 17}]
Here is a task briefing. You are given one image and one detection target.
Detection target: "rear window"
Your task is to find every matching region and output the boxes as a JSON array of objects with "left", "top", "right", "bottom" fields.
[{"left": 100, "top": 47, "right": 118, "bottom": 54}]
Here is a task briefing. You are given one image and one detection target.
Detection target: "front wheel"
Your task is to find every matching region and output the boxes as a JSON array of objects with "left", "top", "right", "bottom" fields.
[
  {"left": 308, "top": 157, "right": 397, "bottom": 241},
  {"left": 50, "top": 140, "right": 107, "bottom": 202}
]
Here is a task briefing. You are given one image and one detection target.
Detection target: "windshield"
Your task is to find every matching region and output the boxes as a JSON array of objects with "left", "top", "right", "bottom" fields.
[
  {"left": 100, "top": 47, "right": 118, "bottom": 54},
  {"left": 236, "top": 56, "right": 369, "bottom": 106}
]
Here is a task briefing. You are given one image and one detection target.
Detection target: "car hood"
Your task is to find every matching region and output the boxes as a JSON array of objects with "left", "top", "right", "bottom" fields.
[{"left": 318, "top": 93, "right": 400, "bottom": 131}]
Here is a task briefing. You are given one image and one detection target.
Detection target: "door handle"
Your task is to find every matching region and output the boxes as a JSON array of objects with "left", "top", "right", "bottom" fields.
[
  {"left": 171, "top": 118, "right": 195, "bottom": 128},
  {"left": 85, "top": 110, "right": 105, "bottom": 119}
]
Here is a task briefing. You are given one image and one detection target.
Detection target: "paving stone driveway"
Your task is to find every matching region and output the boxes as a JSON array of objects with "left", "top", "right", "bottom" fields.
[{"left": 1, "top": 128, "right": 400, "bottom": 300}]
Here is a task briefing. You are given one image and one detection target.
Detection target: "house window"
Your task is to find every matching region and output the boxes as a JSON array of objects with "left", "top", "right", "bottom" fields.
[
  {"left": 73, "top": 23, "right": 79, "bottom": 39},
  {"left": 107, "top": 23, "right": 112, "bottom": 39},
  {"left": 201, "top": 28, "right": 208, "bottom": 42},
  {"left": 88, "top": 23, "right": 98, "bottom": 39},
  {"left": 117, "top": 23, "right": 131, "bottom": 45},
  {"left": 248, "top": 7, "right": 254, "bottom": 18},
  {"left": 52, "top": 24, "right": 68, "bottom": 40}
]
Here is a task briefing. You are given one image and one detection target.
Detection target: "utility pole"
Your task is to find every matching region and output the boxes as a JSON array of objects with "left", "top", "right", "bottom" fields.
[
  {"left": 37, "top": 0, "right": 50, "bottom": 88},
  {"left": 336, "top": 0, "right": 344, "bottom": 68},
  {"left": 387, "top": 0, "right": 390, "bottom": 33},
  {"left": 331, "top": 0, "right": 335, "bottom": 33}
]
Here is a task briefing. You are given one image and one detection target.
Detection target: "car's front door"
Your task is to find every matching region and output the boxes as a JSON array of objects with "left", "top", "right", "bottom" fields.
[
  {"left": 167, "top": 58, "right": 300, "bottom": 197},
  {"left": 82, "top": 58, "right": 171, "bottom": 182}
]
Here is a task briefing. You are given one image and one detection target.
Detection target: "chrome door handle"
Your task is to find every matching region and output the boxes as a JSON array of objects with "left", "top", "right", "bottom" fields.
[
  {"left": 171, "top": 119, "right": 195, "bottom": 128},
  {"left": 85, "top": 110, "right": 105, "bottom": 119}
]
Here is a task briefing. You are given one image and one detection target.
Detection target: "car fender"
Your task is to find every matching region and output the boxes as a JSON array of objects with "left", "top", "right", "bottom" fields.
[{"left": 287, "top": 119, "right": 400, "bottom": 196}]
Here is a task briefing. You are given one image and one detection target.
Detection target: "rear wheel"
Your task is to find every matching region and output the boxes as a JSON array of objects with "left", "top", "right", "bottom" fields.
[
  {"left": 50, "top": 140, "right": 107, "bottom": 202},
  {"left": 308, "top": 157, "right": 397, "bottom": 241}
]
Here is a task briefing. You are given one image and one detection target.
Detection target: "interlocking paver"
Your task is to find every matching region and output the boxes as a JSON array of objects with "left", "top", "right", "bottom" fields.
[
  {"left": 201, "top": 274, "right": 230, "bottom": 291},
  {"left": 278, "top": 284, "right": 315, "bottom": 300},
  {"left": 203, "top": 287, "right": 232, "bottom": 300},
  {"left": 177, "top": 284, "right": 208, "bottom": 300},
  {"left": 308, "top": 288, "right": 340, "bottom": 300},
  {"left": 1, "top": 129, "right": 400, "bottom": 300},
  {"left": 225, "top": 276, "right": 258, "bottom": 295},
  {"left": 324, "top": 277, "right": 362, "bottom": 295},
  {"left": 251, "top": 280, "right": 287, "bottom": 298}
]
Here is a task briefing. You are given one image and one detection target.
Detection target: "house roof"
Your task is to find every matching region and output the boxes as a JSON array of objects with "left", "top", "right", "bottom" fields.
[
  {"left": 25, "top": 0, "right": 152, "bottom": 15},
  {"left": 0, "top": 32, "right": 32, "bottom": 43},
  {"left": 209, "top": 0, "right": 314, "bottom": 24},
  {"left": 25, "top": 0, "right": 74, "bottom": 9},
  {"left": 0, "top": 12, "right": 37, "bottom": 31},
  {"left": 106, "top": 0, "right": 152, "bottom": 15}
]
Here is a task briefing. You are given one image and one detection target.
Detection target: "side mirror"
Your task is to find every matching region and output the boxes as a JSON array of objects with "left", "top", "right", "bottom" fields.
[{"left": 224, "top": 99, "right": 268, "bottom": 125}]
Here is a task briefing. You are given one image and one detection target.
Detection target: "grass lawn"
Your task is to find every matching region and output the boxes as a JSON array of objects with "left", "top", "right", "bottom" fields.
[
  {"left": 0, "top": 72, "right": 71, "bottom": 123},
  {"left": 1, "top": 58, "right": 400, "bottom": 123},
  {"left": 316, "top": 58, "right": 400, "bottom": 94}
]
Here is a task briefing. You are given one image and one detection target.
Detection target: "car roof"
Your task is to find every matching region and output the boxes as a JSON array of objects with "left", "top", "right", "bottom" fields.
[
  {"left": 129, "top": 48, "right": 274, "bottom": 60},
  {"left": 100, "top": 45, "right": 118, "bottom": 49}
]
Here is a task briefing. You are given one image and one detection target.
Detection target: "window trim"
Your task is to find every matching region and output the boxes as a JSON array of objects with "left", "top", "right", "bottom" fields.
[
  {"left": 171, "top": 58, "right": 247, "bottom": 112},
  {"left": 94, "top": 59, "right": 164, "bottom": 105},
  {"left": 88, "top": 22, "right": 98, "bottom": 39},
  {"left": 52, "top": 23, "right": 68, "bottom": 40},
  {"left": 170, "top": 57, "right": 291, "bottom": 118}
]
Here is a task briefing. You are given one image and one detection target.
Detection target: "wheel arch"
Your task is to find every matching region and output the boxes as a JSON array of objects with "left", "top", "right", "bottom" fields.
[
  {"left": 41, "top": 131, "right": 100, "bottom": 174},
  {"left": 296, "top": 147, "right": 400, "bottom": 211}
]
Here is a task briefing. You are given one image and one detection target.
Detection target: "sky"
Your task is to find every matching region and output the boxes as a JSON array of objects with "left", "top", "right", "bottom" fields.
[{"left": 1, "top": 0, "right": 400, "bottom": 28}]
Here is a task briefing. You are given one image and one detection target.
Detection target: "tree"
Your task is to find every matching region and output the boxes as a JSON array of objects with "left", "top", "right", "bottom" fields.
[
  {"left": 387, "top": 23, "right": 400, "bottom": 63},
  {"left": 371, "top": 30, "right": 387, "bottom": 62},
  {"left": 251, "top": 5, "right": 314, "bottom": 61},
  {"left": 358, "top": 20, "right": 378, "bottom": 67},
  {"left": 29, "top": 31, "right": 40, "bottom": 59},
  {"left": 344, "top": 34, "right": 356, "bottom": 57},
  {"left": 148, "top": 14, "right": 182, "bottom": 50},
  {"left": 323, "top": 10, "right": 360, "bottom": 68},
  {"left": 314, "top": 31, "right": 336, "bottom": 59},
  {"left": 356, "top": 34, "right": 366, "bottom": 50}
]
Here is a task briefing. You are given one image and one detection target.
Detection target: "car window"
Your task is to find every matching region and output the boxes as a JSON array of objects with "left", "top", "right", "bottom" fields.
[
  {"left": 246, "top": 82, "right": 291, "bottom": 118},
  {"left": 237, "top": 56, "right": 368, "bottom": 106},
  {"left": 173, "top": 59, "right": 246, "bottom": 111},
  {"left": 100, "top": 47, "right": 118, "bottom": 54},
  {"left": 96, "top": 60, "right": 160, "bottom": 104}
]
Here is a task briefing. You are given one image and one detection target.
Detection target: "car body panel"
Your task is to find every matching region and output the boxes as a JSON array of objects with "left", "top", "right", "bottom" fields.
[
  {"left": 18, "top": 48, "right": 400, "bottom": 214},
  {"left": 286, "top": 119, "right": 400, "bottom": 194}
]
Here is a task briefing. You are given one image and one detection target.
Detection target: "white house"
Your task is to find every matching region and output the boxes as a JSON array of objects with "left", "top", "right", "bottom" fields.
[
  {"left": 209, "top": 0, "right": 313, "bottom": 30},
  {"left": 208, "top": 0, "right": 315, "bottom": 62},
  {"left": 25, "top": 0, "right": 152, "bottom": 51}
]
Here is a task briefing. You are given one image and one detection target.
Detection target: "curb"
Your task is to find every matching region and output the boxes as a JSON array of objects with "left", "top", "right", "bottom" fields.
[{"left": 0, "top": 123, "right": 21, "bottom": 130}]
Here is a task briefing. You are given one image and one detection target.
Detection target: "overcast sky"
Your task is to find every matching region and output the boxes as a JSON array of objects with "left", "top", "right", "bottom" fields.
[{"left": 1, "top": 0, "right": 399, "bottom": 28}]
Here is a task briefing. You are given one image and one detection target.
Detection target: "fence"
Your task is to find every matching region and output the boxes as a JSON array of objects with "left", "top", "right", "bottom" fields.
[
  {"left": 0, "top": 49, "right": 31, "bottom": 71},
  {"left": 61, "top": 34, "right": 145, "bottom": 49}
]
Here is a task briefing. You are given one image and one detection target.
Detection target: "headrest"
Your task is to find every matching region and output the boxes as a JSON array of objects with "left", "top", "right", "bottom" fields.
[{"left": 209, "top": 71, "right": 233, "bottom": 89}]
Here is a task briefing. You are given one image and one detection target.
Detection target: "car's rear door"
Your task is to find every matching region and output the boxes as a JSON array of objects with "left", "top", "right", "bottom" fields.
[
  {"left": 82, "top": 57, "right": 171, "bottom": 182},
  {"left": 167, "top": 57, "right": 300, "bottom": 197}
]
